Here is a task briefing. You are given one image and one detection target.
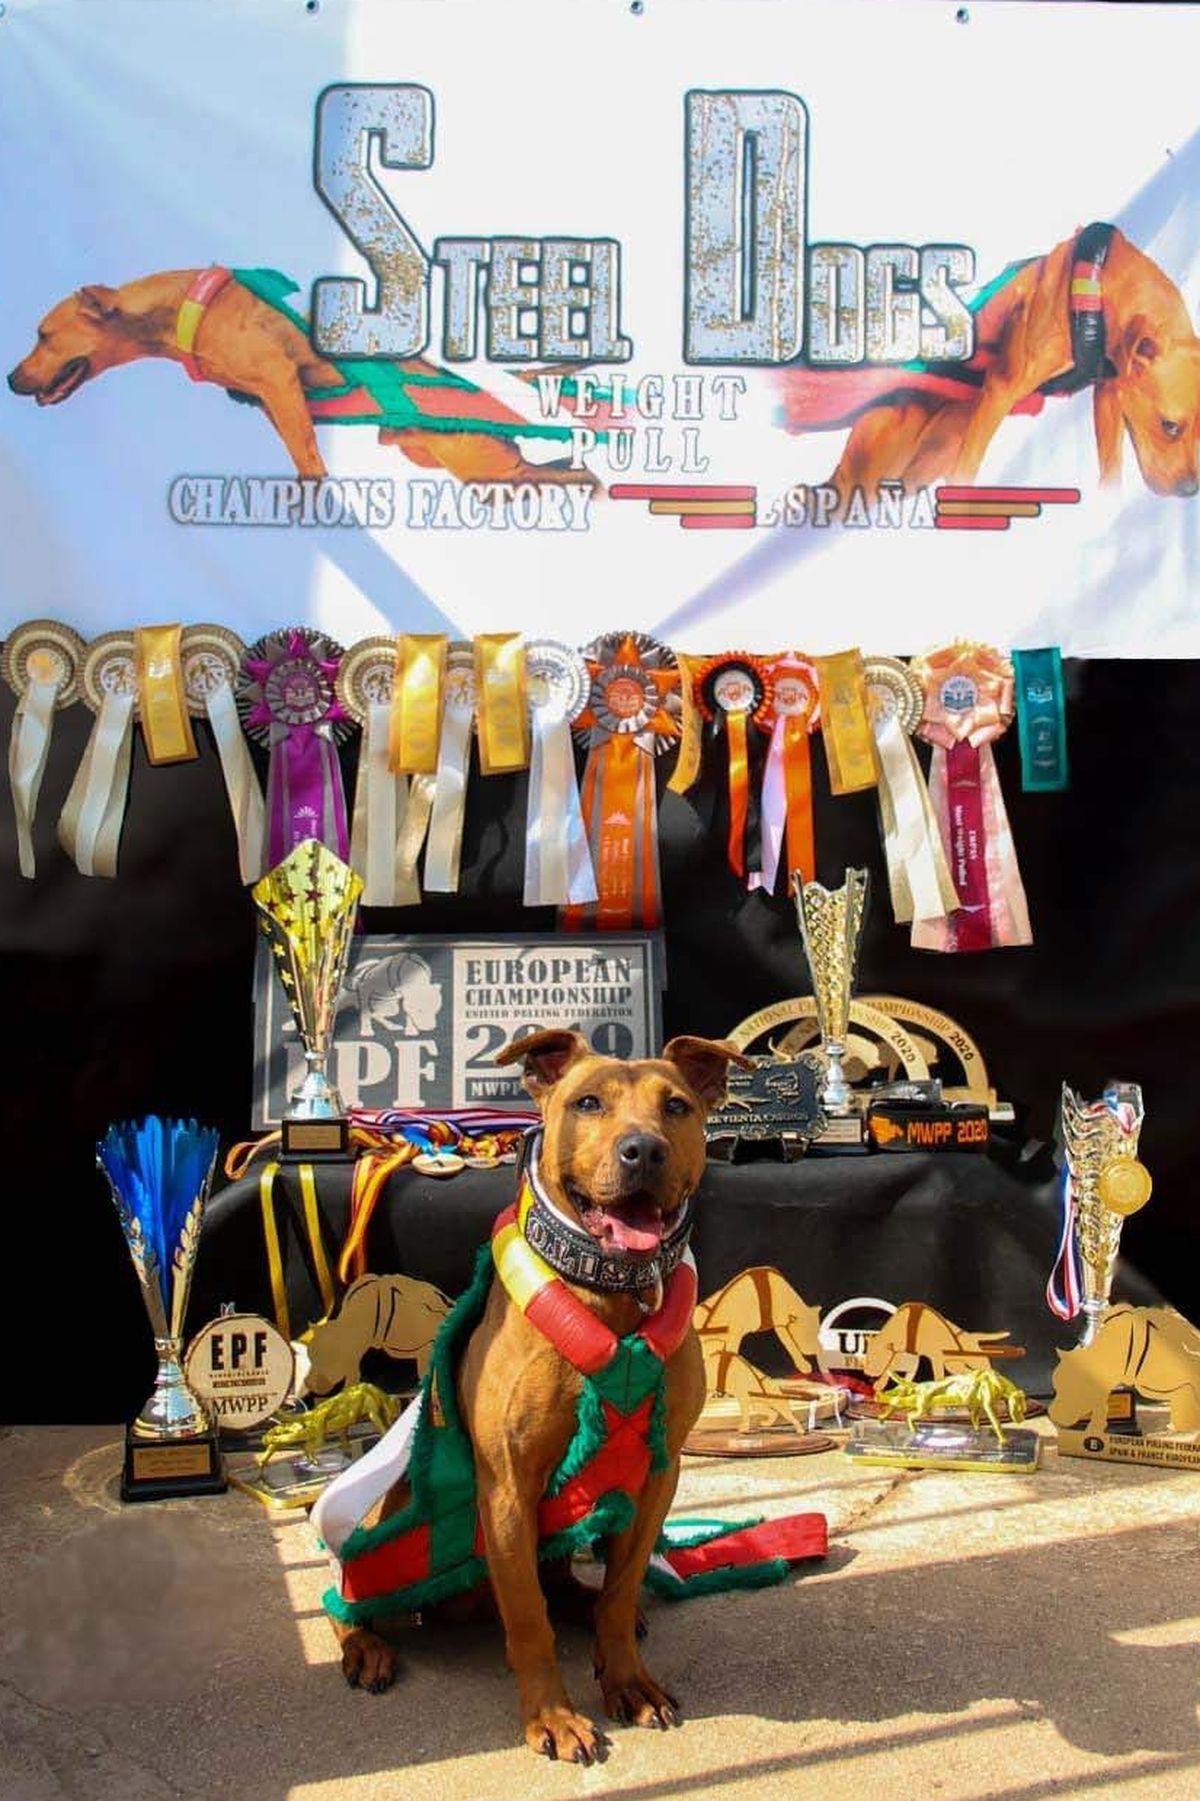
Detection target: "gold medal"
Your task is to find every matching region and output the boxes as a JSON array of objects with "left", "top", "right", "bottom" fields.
[
  {"left": 413, "top": 1152, "right": 465, "bottom": 1178},
  {"left": 1097, "top": 1158, "right": 1153, "bottom": 1217}
]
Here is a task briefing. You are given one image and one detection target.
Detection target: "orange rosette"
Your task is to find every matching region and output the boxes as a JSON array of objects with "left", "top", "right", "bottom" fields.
[
  {"left": 748, "top": 653, "right": 821, "bottom": 893},
  {"left": 695, "top": 653, "right": 772, "bottom": 880},
  {"left": 910, "top": 642, "right": 1031, "bottom": 953},
  {"left": 563, "top": 632, "right": 682, "bottom": 931}
]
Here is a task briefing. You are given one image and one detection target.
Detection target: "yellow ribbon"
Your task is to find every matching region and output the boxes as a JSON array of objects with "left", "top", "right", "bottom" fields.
[
  {"left": 668, "top": 653, "right": 704, "bottom": 795},
  {"left": 388, "top": 634, "right": 446, "bottom": 774},
  {"left": 815, "top": 650, "right": 877, "bottom": 794},
  {"left": 474, "top": 633, "right": 529, "bottom": 773},
  {"left": 134, "top": 625, "right": 197, "bottom": 765},
  {"left": 258, "top": 1160, "right": 291, "bottom": 1343},
  {"left": 298, "top": 1162, "right": 336, "bottom": 1317}
]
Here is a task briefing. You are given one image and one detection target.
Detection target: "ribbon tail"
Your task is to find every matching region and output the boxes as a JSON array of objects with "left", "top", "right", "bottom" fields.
[
  {"left": 424, "top": 704, "right": 472, "bottom": 892},
  {"left": 782, "top": 719, "right": 815, "bottom": 887},
  {"left": 206, "top": 682, "right": 266, "bottom": 884},
  {"left": 725, "top": 711, "right": 749, "bottom": 880},
  {"left": 9, "top": 677, "right": 58, "bottom": 879},
  {"left": 749, "top": 719, "right": 786, "bottom": 893},
  {"left": 1046, "top": 1167, "right": 1082, "bottom": 1321},
  {"left": 980, "top": 742, "right": 1033, "bottom": 947},
  {"left": 58, "top": 690, "right": 135, "bottom": 878},
  {"left": 396, "top": 771, "right": 435, "bottom": 893},
  {"left": 876, "top": 713, "right": 954, "bottom": 925}
]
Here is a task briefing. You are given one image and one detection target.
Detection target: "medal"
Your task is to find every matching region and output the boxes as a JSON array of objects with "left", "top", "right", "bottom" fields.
[
  {"left": 523, "top": 639, "right": 597, "bottom": 907},
  {"left": 180, "top": 625, "right": 266, "bottom": 884},
  {"left": 2, "top": 619, "right": 85, "bottom": 878},
  {"left": 695, "top": 653, "right": 771, "bottom": 880},
  {"left": 862, "top": 656, "right": 956, "bottom": 928},
  {"left": 564, "top": 631, "right": 681, "bottom": 930},
  {"left": 238, "top": 628, "right": 352, "bottom": 867},
  {"left": 337, "top": 637, "right": 422, "bottom": 907},
  {"left": 910, "top": 642, "right": 1032, "bottom": 952},
  {"left": 749, "top": 653, "right": 820, "bottom": 894}
]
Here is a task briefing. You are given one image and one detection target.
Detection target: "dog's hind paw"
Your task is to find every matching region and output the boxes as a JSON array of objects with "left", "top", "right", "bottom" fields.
[
  {"left": 340, "top": 1627, "right": 399, "bottom": 1695},
  {"left": 602, "top": 1669, "right": 681, "bottom": 1730},
  {"left": 524, "top": 1704, "right": 607, "bottom": 1764}
]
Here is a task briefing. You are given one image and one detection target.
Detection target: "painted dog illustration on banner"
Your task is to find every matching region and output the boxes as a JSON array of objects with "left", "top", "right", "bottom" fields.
[
  {"left": 7, "top": 266, "right": 593, "bottom": 488},
  {"left": 775, "top": 226, "right": 1200, "bottom": 503}
]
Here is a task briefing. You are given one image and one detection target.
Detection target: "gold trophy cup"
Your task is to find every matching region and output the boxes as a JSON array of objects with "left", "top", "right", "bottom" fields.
[
  {"left": 1061, "top": 1082, "right": 1153, "bottom": 1346},
  {"left": 253, "top": 838, "right": 364, "bottom": 1159},
  {"left": 792, "top": 867, "right": 870, "bottom": 1145}
]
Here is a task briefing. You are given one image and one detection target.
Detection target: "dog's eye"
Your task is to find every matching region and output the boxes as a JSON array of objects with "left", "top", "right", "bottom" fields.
[
  {"left": 573, "top": 1094, "right": 603, "bottom": 1114},
  {"left": 1162, "top": 418, "right": 1184, "bottom": 440},
  {"left": 664, "top": 1096, "right": 691, "bottom": 1116}
]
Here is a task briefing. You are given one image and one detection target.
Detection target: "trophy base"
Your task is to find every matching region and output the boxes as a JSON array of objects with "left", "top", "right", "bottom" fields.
[
  {"left": 280, "top": 1116, "right": 351, "bottom": 1162},
  {"left": 807, "top": 1114, "right": 867, "bottom": 1154},
  {"left": 1056, "top": 1423, "right": 1200, "bottom": 1472},
  {"left": 121, "top": 1425, "right": 227, "bottom": 1503},
  {"left": 845, "top": 1418, "right": 1041, "bottom": 1474}
]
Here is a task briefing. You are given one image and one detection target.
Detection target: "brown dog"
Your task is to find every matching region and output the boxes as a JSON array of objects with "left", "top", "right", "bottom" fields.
[
  {"left": 7, "top": 270, "right": 591, "bottom": 488},
  {"left": 330, "top": 1028, "right": 747, "bottom": 1762},
  {"left": 829, "top": 227, "right": 1200, "bottom": 502}
]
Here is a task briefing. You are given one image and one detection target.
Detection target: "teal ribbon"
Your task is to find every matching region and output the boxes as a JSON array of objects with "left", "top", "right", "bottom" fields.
[{"left": 1012, "top": 647, "right": 1068, "bottom": 792}]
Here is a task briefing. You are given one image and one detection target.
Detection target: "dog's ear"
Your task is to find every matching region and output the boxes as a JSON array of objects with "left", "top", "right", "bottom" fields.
[
  {"left": 661, "top": 1035, "right": 752, "bottom": 1112},
  {"left": 1115, "top": 314, "right": 1161, "bottom": 379},
  {"left": 495, "top": 1028, "right": 591, "bottom": 1105},
  {"left": 77, "top": 285, "right": 120, "bottom": 321}
]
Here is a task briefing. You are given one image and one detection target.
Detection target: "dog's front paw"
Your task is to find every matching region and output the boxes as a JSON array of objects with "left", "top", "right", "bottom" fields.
[
  {"left": 340, "top": 1627, "right": 399, "bottom": 1694},
  {"left": 525, "top": 1703, "right": 607, "bottom": 1764},
  {"left": 601, "top": 1667, "right": 681, "bottom": 1730}
]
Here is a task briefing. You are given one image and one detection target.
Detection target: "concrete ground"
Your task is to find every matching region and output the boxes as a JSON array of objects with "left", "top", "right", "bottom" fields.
[{"left": 2, "top": 1423, "right": 1200, "bottom": 1801}]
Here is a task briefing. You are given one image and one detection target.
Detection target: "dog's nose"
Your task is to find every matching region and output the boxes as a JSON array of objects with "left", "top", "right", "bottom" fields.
[
  {"left": 1177, "top": 473, "right": 1199, "bottom": 497},
  {"left": 6, "top": 369, "right": 24, "bottom": 393},
  {"left": 616, "top": 1132, "right": 668, "bottom": 1180}
]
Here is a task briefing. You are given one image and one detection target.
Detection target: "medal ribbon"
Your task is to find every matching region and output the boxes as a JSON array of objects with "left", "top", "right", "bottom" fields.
[
  {"left": 872, "top": 706, "right": 955, "bottom": 924},
  {"left": 9, "top": 673, "right": 59, "bottom": 879},
  {"left": 1013, "top": 647, "right": 1069, "bottom": 792},
  {"left": 205, "top": 681, "right": 266, "bottom": 884},
  {"left": 424, "top": 692, "right": 474, "bottom": 892},
  {"left": 58, "top": 687, "right": 135, "bottom": 877},
  {"left": 350, "top": 702, "right": 421, "bottom": 906},
  {"left": 525, "top": 703, "right": 597, "bottom": 908},
  {"left": 134, "top": 625, "right": 197, "bottom": 766},
  {"left": 1046, "top": 1163, "right": 1083, "bottom": 1322},
  {"left": 814, "top": 650, "right": 877, "bottom": 795},
  {"left": 388, "top": 634, "right": 446, "bottom": 775},
  {"left": 474, "top": 634, "right": 529, "bottom": 774}
]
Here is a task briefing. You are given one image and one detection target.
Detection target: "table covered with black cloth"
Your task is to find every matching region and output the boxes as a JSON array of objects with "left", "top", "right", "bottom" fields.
[{"left": 188, "top": 1145, "right": 1161, "bottom": 1398}]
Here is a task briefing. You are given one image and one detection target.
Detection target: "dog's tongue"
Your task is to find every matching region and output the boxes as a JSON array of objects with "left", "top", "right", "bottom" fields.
[{"left": 597, "top": 1196, "right": 663, "bottom": 1255}]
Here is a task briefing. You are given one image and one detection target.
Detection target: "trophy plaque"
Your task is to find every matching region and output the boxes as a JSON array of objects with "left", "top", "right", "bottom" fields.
[
  {"left": 705, "top": 1056, "right": 825, "bottom": 1161},
  {"left": 792, "top": 867, "right": 870, "bottom": 1150},
  {"left": 252, "top": 838, "right": 363, "bottom": 1160},
  {"left": 98, "top": 1116, "right": 227, "bottom": 1502},
  {"left": 184, "top": 1310, "right": 296, "bottom": 1435}
]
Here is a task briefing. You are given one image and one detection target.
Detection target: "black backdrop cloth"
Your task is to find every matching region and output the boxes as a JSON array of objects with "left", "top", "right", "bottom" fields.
[
  {"left": 190, "top": 1150, "right": 1161, "bottom": 1401},
  {"left": 1, "top": 658, "right": 1196, "bottom": 1422}
]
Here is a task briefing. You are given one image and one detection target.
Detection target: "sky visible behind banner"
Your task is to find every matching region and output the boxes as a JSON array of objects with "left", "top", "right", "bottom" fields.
[{"left": 2, "top": 0, "right": 1200, "bottom": 654}]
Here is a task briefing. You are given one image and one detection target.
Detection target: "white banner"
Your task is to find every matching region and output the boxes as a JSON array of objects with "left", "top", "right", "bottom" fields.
[{"left": 3, "top": 0, "right": 1200, "bottom": 655}]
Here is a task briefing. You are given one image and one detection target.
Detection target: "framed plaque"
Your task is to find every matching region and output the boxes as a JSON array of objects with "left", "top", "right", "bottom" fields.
[{"left": 252, "top": 933, "right": 664, "bottom": 1128}]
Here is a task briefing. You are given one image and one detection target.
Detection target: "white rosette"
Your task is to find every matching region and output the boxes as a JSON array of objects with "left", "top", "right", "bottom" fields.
[
  {"left": 2, "top": 620, "right": 85, "bottom": 878},
  {"left": 424, "top": 644, "right": 475, "bottom": 893},
  {"left": 523, "top": 639, "right": 597, "bottom": 907},
  {"left": 58, "top": 632, "right": 139, "bottom": 877},
  {"left": 337, "top": 637, "right": 422, "bottom": 908},
  {"left": 863, "top": 656, "right": 955, "bottom": 926},
  {"left": 180, "top": 625, "right": 266, "bottom": 885}
]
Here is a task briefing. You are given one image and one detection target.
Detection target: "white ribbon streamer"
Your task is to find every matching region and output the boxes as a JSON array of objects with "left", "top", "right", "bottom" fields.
[
  {"left": 8, "top": 676, "right": 58, "bottom": 878},
  {"left": 58, "top": 690, "right": 135, "bottom": 877},
  {"left": 350, "top": 702, "right": 420, "bottom": 907},
  {"left": 524, "top": 710, "right": 598, "bottom": 907},
  {"left": 206, "top": 680, "right": 266, "bottom": 885},
  {"left": 749, "top": 721, "right": 787, "bottom": 892},
  {"left": 874, "top": 709, "right": 955, "bottom": 924},
  {"left": 423, "top": 700, "right": 473, "bottom": 892}
]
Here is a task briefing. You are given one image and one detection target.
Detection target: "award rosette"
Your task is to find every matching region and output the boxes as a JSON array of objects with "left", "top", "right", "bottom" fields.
[
  {"left": 862, "top": 656, "right": 956, "bottom": 927},
  {"left": 252, "top": 838, "right": 364, "bottom": 1159},
  {"left": 97, "top": 1114, "right": 226, "bottom": 1501},
  {"left": 695, "top": 653, "right": 771, "bottom": 880},
  {"left": 1048, "top": 1082, "right": 1152, "bottom": 1342},
  {"left": 57, "top": 631, "right": 139, "bottom": 877},
  {"left": 748, "top": 653, "right": 820, "bottom": 894},
  {"left": 2, "top": 619, "right": 85, "bottom": 878},
  {"left": 910, "top": 643, "right": 1032, "bottom": 953},
  {"left": 337, "top": 636, "right": 422, "bottom": 908},
  {"left": 237, "top": 628, "right": 352, "bottom": 868},
  {"left": 424, "top": 643, "right": 476, "bottom": 893},
  {"left": 564, "top": 631, "right": 682, "bottom": 930},
  {"left": 180, "top": 625, "right": 266, "bottom": 884},
  {"left": 523, "top": 638, "right": 597, "bottom": 907}
]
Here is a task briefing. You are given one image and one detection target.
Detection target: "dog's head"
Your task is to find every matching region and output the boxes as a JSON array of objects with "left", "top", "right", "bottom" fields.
[
  {"left": 1111, "top": 316, "right": 1200, "bottom": 496},
  {"left": 7, "top": 286, "right": 134, "bottom": 405},
  {"left": 497, "top": 1030, "right": 749, "bottom": 1258}
]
